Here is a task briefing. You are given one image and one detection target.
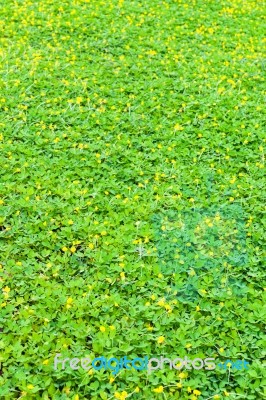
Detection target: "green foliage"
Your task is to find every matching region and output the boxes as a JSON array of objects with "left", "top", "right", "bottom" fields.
[
  {"left": 153, "top": 203, "right": 249, "bottom": 302},
  {"left": 0, "top": 0, "right": 265, "bottom": 399}
]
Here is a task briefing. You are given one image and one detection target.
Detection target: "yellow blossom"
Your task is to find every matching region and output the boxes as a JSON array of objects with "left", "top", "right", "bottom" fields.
[
  {"left": 114, "top": 391, "right": 128, "bottom": 400},
  {"left": 193, "top": 389, "right": 201, "bottom": 396},
  {"left": 157, "top": 336, "right": 165, "bottom": 344},
  {"left": 174, "top": 123, "right": 184, "bottom": 131},
  {"left": 157, "top": 299, "right": 165, "bottom": 306},
  {"left": 153, "top": 386, "right": 164, "bottom": 393}
]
